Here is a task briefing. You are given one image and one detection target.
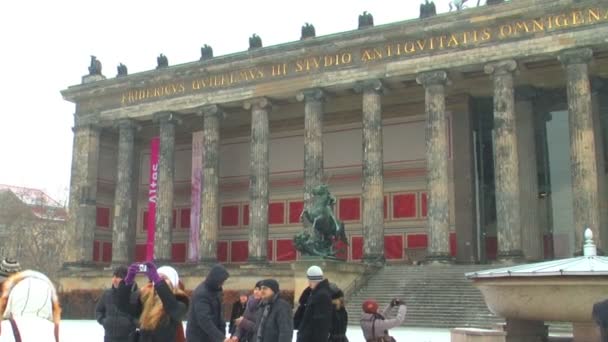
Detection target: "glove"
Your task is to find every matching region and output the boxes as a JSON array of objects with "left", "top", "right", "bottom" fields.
[
  {"left": 390, "top": 299, "right": 404, "bottom": 307},
  {"left": 145, "top": 262, "right": 162, "bottom": 284},
  {"left": 124, "top": 264, "right": 139, "bottom": 285}
]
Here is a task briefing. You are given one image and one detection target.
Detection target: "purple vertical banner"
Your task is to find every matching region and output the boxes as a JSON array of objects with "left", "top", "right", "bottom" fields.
[
  {"left": 146, "top": 137, "right": 160, "bottom": 261},
  {"left": 189, "top": 131, "right": 204, "bottom": 261}
]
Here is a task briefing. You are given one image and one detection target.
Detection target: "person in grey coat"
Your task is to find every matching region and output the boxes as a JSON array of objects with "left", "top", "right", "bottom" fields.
[
  {"left": 360, "top": 299, "right": 406, "bottom": 342},
  {"left": 186, "top": 264, "right": 230, "bottom": 342},
  {"left": 253, "top": 279, "right": 293, "bottom": 342},
  {"left": 233, "top": 281, "right": 263, "bottom": 342}
]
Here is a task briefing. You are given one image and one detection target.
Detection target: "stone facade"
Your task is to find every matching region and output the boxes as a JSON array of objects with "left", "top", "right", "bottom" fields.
[{"left": 61, "top": 0, "right": 608, "bottom": 266}]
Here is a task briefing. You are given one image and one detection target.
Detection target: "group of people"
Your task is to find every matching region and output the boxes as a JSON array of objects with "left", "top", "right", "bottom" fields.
[
  {"left": 96, "top": 263, "right": 407, "bottom": 342},
  {"left": 0, "top": 256, "right": 406, "bottom": 342}
]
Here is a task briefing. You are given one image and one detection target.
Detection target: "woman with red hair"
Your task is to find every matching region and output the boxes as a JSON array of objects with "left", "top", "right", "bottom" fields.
[{"left": 359, "top": 298, "right": 406, "bottom": 342}]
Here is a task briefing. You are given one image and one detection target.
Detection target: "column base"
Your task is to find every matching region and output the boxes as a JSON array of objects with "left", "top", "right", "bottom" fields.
[
  {"left": 425, "top": 253, "right": 453, "bottom": 264},
  {"left": 247, "top": 256, "right": 269, "bottom": 265},
  {"left": 362, "top": 254, "right": 385, "bottom": 265},
  {"left": 496, "top": 250, "right": 524, "bottom": 264}
]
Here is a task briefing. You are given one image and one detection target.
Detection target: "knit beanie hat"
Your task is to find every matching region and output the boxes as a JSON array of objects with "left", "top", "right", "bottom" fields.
[
  {"left": 259, "top": 279, "right": 280, "bottom": 294},
  {"left": 362, "top": 299, "right": 379, "bottom": 314},
  {"left": 0, "top": 259, "right": 21, "bottom": 281},
  {"left": 306, "top": 265, "right": 323, "bottom": 281},
  {"left": 157, "top": 266, "right": 179, "bottom": 288}
]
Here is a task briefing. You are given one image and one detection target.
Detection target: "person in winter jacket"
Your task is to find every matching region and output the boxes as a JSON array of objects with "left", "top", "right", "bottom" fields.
[
  {"left": 186, "top": 264, "right": 230, "bottom": 342},
  {"left": 294, "top": 265, "right": 333, "bottom": 342},
  {"left": 252, "top": 279, "right": 293, "bottom": 342},
  {"left": 328, "top": 284, "right": 348, "bottom": 342},
  {"left": 233, "top": 281, "right": 263, "bottom": 342},
  {"left": 96, "top": 265, "right": 139, "bottom": 342},
  {"left": 360, "top": 298, "right": 406, "bottom": 342},
  {"left": 0, "top": 270, "right": 61, "bottom": 342},
  {"left": 115, "top": 262, "right": 189, "bottom": 342},
  {"left": 229, "top": 292, "right": 248, "bottom": 335}
]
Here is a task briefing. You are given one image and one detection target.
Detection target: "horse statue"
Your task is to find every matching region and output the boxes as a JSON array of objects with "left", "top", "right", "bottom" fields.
[
  {"left": 295, "top": 184, "right": 348, "bottom": 258},
  {"left": 449, "top": 0, "right": 468, "bottom": 11}
]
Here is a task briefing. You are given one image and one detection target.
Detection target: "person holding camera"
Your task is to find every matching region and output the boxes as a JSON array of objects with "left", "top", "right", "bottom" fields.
[
  {"left": 359, "top": 298, "right": 407, "bottom": 342},
  {"left": 115, "top": 262, "right": 189, "bottom": 342}
]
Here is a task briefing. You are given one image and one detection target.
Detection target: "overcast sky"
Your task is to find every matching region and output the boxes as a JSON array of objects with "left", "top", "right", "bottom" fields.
[{"left": 0, "top": 0, "right": 487, "bottom": 203}]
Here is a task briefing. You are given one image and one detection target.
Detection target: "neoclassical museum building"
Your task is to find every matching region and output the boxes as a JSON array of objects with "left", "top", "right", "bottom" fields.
[{"left": 61, "top": 0, "right": 608, "bottom": 270}]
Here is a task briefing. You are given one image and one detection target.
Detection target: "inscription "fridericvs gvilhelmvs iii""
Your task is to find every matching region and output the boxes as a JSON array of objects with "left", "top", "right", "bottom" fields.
[{"left": 120, "top": 7, "right": 608, "bottom": 106}]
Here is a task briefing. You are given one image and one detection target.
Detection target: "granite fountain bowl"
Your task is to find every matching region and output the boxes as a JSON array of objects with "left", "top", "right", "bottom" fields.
[{"left": 466, "top": 229, "right": 608, "bottom": 323}]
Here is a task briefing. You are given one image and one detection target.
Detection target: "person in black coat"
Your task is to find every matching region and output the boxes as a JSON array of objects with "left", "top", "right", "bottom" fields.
[
  {"left": 229, "top": 292, "right": 248, "bottom": 335},
  {"left": 294, "top": 265, "right": 333, "bottom": 342},
  {"left": 96, "top": 266, "right": 139, "bottom": 342},
  {"left": 328, "top": 284, "right": 348, "bottom": 342},
  {"left": 253, "top": 279, "right": 293, "bottom": 342},
  {"left": 186, "top": 264, "right": 230, "bottom": 342}
]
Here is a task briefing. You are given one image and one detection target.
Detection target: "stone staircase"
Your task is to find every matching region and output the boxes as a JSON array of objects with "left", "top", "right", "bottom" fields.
[{"left": 345, "top": 264, "right": 504, "bottom": 328}]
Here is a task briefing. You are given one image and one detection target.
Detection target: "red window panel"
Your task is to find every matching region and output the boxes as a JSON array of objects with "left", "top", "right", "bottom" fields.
[
  {"left": 172, "top": 243, "right": 186, "bottom": 263},
  {"left": 383, "top": 196, "right": 388, "bottom": 220},
  {"left": 172, "top": 209, "right": 177, "bottom": 229},
  {"left": 267, "top": 240, "right": 274, "bottom": 262},
  {"left": 231, "top": 241, "right": 248, "bottom": 262},
  {"left": 289, "top": 201, "right": 304, "bottom": 224},
  {"left": 269, "top": 202, "right": 285, "bottom": 225},
  {"left": 93, "top": 240, "right": 101, "bottom": 262},
  {"left": 143, "top": 211, "right": 149, "bottom": 231},
  {"left": 351, "top": 236, "right": 363, "bottom": 261},
  {"left": 276, "top": 239, "right": 296, "bottom": 262},
  {"left": 102, "top": 242, "right": 112, "bottom": 263},
  {"left": 217, "top": 241, "right": 228, "bottom": 263},
  {"left": 96, "top": 207, "right": 111, "bottom": 228},
  {"left": 486, "top": 236, "right": 498, "bottom": 260},
  {"left": 407, "top": 234, "right": 428, "bottom": 249},
  {"left": 180, "top": 208, "right": 191, "bottom": 229},
  {"left": 384, "top": 235, "right": 404, "bottom": 260},
  {"left": 339, "top": 197, "right": 360, "bottom": 221},
  {"left": 421, "top": 192, "right": 428, "bottom": 217},
  {"left": 135, "top": 244, "right": 147, "bottom": 262},
  {"left": 221, "top": 205, "right": 239, "bottom": 227},
  {"left": 242, "top": 204, "right": 249, "bottom": 226},
  {"left": 393, "top": 193, "right": 417, "bottom": 219},
  {"left": 334, "top": 239, "right": 348, "bottom": 261},
  {"left": 450, "top": 232, "right": 457, "bottom": 257}
]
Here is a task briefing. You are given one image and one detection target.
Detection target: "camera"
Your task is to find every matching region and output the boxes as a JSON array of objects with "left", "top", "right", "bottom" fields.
[
  {"left": 390, "top": 298, "right": 404, "bottom": 307},
  {"left": 138, "top": 264, "right": 147, "bottom": 273}
]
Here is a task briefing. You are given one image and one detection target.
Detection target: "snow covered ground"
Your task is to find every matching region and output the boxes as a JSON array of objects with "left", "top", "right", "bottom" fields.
[{"left": 60, "top": 321, "right": 450, "bottom": 342}]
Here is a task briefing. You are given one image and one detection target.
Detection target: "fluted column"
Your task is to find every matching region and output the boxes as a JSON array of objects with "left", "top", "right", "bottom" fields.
[
  {"left": 484, "top": 60, "right": 523, "bottom": 260},
  {"left": 111, "top": 119, "right": 137, "bottom": 265},
  {"left": 244, "top": 98, "right": 271, "bottom": 263},
  {"left": 355, "top": 80, "right": 385, "bottom": 262},
  {"left": 416, "top": 70, "right": 451, "bottom": 262},
  {"left": 559, "top": 48, "right": 601, "bottom": 251},
  {"left": 154, "top": 112, "right": 178, "bottom": 261},
  {"left": 297, "top": 89, "right": 325, "bottom": 211},
  {"left": 67, "top": 121, "right": 100, "bottom": 264},
  {"left": 199, "top": 105, "right": 223, "bottom": 262}
]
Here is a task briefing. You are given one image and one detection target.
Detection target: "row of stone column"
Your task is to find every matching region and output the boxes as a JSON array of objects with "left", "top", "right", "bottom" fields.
[{"left": 68, "top": 47, "right": 600, "bottom": 265}]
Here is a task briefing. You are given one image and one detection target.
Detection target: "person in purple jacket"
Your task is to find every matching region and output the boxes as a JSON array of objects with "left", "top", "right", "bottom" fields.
[{"left": 231, "top": 281, "right": 263, "bottom": 342}]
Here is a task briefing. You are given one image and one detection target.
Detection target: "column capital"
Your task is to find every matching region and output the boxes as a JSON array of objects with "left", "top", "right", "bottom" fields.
[
  {"left": 484, "top": 60, "right": 517, "bottom": 76},
  {"left": 115, "top": 119, "right": 141, "bottom": 131},
  {"left": 197, "top": 104, "right": 225, "bottom": 119},
  {"left": 243, "top": 97, "right": 272, "bottom": 111},
  {"left": 296, "top": 88, "right": 326, "bottom": 102},
  {"left": 416, "top": 70, "right": 449, "bottom": 87},
  {"left": 558, "top": 48, "right": 593, "bottom": 66},
  {"left": 354, "top": 79, "right": 384, "bottom": 94},
  {"left": 153, "top": 111, "right": 181, "bottom": 124}
]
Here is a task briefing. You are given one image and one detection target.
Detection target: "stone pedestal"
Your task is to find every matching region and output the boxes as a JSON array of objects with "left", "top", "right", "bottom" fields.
[
  {"left": 111, "top": 119, "right": 137, "bottom": 265},
  {"left": 245, "top": 98, "right": 271, "bottom": 263},
  {"left": 451, "top": 328, "right": 506, "bottom": 342},
  {"left": 416, "top": 70, "right": 451, "bottom": 262},
  {"left": 558, "top": 48, "right": 601, "bottom": 251},
  {"left": 154, "top": 112, "right": 178, "bottom": 262},
  {"left": 291, "top": 258, "right": 367, "bottom": 306},
  {"left": 199, "top": 105, "right": 222, "bottom": 263},
  {"left": 485, "top": 60, "right": 523, "bottom": 261}
]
